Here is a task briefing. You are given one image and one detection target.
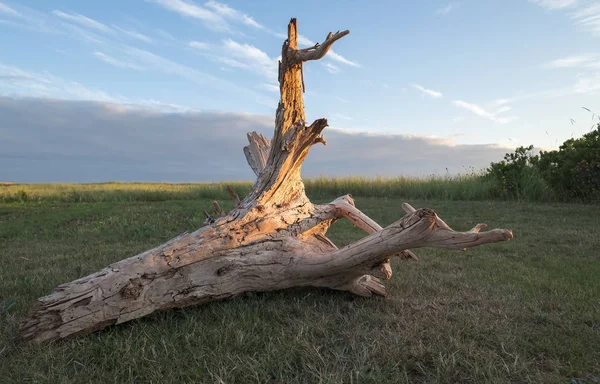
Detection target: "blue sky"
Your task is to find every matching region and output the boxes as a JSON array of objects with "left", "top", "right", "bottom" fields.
[{"left": 1, "top": 0, "right": 600, "bottom": 182}]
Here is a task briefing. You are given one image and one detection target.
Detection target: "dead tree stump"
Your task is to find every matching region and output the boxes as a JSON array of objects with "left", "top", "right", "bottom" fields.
[{"left": 19, "top": 19, "right": 513, "bottom": 343}]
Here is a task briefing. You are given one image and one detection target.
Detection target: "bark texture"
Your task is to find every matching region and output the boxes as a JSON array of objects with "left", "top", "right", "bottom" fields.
[{"left": 20, "top": 19, "right": 513, "bottom": 344}]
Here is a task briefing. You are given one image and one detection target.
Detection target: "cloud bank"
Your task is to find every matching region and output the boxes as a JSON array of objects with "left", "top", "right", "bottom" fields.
[{"left": 0, "top": 97, "right": 510, "bottom": 183}]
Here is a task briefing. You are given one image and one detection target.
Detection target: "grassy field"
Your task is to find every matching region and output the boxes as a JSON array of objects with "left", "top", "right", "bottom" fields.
[
  {"left": 1, "top": 185, "right": 599, "bottom": 383},
  {"left": 0, "top": 174, "right": 557, "bottom": 204}
]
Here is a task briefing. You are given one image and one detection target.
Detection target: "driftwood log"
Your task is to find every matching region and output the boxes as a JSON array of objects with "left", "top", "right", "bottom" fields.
[{"left": 20, "top": 19, "right": 513, "bottom": 343}]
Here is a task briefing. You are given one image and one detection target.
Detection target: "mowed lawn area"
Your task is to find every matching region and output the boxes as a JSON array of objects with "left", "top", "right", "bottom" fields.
[{"left": 1, "top": 195, "right": 599, "bottom": 383}]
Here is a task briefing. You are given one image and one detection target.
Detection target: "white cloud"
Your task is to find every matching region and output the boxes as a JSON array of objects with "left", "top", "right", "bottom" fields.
[
  {"left": 0, "top": 63, "right": 196, "bottom": 113},
  {"left": 437, "top": 3, "right": 458, "bottom": 15},
  {"left": 532, "top": 0, "right": 600, "bottom": 36},
  {"left": 453, "top": 100, "right": 517, "bottom": 124},
  {"left": 297, "top": 34, "right": 313, "bottom": 47},
  {"left": 204, "top": 0, "right": 264, "bottom": 30},
  {"left": 189, "top": 40, "right": 210, "bottom": 50},
  {"left": 572, "top": 72, "right": 600, "bottom": 93},
  {"left": 329, "top": 112, "right": 352, "bottom": 121},
  {"left": 155, "top": 28, "right": 176, "bottom": 41},
  {"left": 149, "top": 0, "right": 228, "bottom": 31},
  {"left": 221, "top": 38, "right": 277, "bottom": 79},
  {"left": 0, "top": 1, "right": 19, "bottom": 16},
  {"left": 93, "top": 52, "right": 145, "bottom": 71},
  {"left": 136, "top": 99, "right": 191, "bottom": 113},
  {"left": 0, "top": 62, "right": 125, "bottom": 103},
  {"left": 153, "top": 0, "right": 360, "bottom": 67},
  {"left": 118, "top": 46, "right": 276, "bottom": 107},
  {"left": 52, "top": 10, "right": 113, "bottom": 34},
  {"left": 327, "top": 51, "right": 360, "bottom": 67},
  {"left": 530, "top": 0, "right": 578, "bottom": 10},
  {"left": 544, "top": 54, "right": 600, "bottom": 68},
  {"left": 214, "top": 56, "right": 249, "bottom": 68},
  {"left": 258, "top": 83, "right": 279, "bottom": 93},
  {"left": 492, "top": 70, "right": 600, "bottom": 106},
  {"left": 151, "top": 0, "right": 360, "bottom": 68},
  {"left": 495, "top": 105, "right": 512, "bottom": 114},
  {"left": 122, "top": 46, "right": 223, "bottom": 83},
  {"left": 1, "top": 4, "right": 276, "bottom": 109},
  {"left": 412, "top": 84, "right": 443, "bottom": 99},
  {"left": 571, "top": 2, "right": 600, "bottom": 35},
  {"left": 113, "top": 26, "right": 153, "bottom": 43},
  {"left": 58, "top": 22, "right": 108, "bottom": 45},
  {"left": 0, "top": 3, "right": 61, "bottom": 34},
  {"left": 322, "top": 62, "right": 340, "bottom": 74}
]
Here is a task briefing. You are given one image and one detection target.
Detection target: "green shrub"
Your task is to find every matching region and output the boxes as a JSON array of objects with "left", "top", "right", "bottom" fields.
[
  {"left": 537, "top": 126, "right": 600, "bottom": 200},
  {"left": 485, "top": 124, "right": 600, "bottom": 201},
  {"left": 486, "top": 145, "right": 541, "bottom": 198}
]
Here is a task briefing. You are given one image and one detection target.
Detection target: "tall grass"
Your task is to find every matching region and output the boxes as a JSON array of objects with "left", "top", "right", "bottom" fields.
[
  {"left": 305, "top": 175, "right": 501, "bottom": 201},
  {"left": 0, "top": 181, "right": 254, "bottom": 203},
  {"left": 0, "top": 174, "right": 561, "bottom": 203}
]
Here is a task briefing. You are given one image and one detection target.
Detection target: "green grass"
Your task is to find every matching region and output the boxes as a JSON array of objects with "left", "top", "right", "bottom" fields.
[
  {"left": 1, "top": 193, "right": 599, "bottom": 383},
  {"left": 0, "top": 174, "right": 560, "bottom": 204}
]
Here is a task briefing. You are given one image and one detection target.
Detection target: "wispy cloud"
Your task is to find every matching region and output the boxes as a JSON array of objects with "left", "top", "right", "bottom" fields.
[
  {"left": 297, "top": 34, "right": 313, "bottom": 47},
  {"left": 52, "top": 10, "right": 113, "bottom": 34},
  {"left": 204, "top": 0, "right": 264, "bottom": 30},
  {"left": 149, "top": 0, "right": 360, "bottom": 68},
  {"left": 93, "top": 52, "right": 145, "bottom": 71},
  {"left": 322, "top": 62, "right": 340, "bottom": 74},
  {"left": 113, "top": 26, "right": 153, "bottom": 43},
  {"left": 57, "top": 18, "right": 154, "bottom": 47},
  {"left": 149, "top": 0, "right": 228, "bottom": 31},
  {"left": 494, "top": 69, "right": 600, "bottom": 106},
  {"left": 0, "top": 1, "right": 20, "bottom": 16},
  {"left": 118, "top": 46, "right": 276, "bottom": 106},
  {"left": 0, "top": 61, "right": 266, "bottom": 114},
  {"left": 530, "top": 0, "right": 578, "bottom": 10},
  {"left": 543, "top": 53, "right": 600, "bottom": 68},
  {"left": 155, "top": 28, "right": 176, "bottom": 41},
  {"left": 200, "top": 0, "right": 362, "bottom": 69},
  {"left": 221, "top": 38, "right": 277, "bottom": 79},
  {"left": 412, "top": 84, "right": 443, "bottom": 99},
  {"left": 59, "top": 22, "right": 108, "bottom": 45},
  {"left": 453, "top": 100, "right": 517, "bottom": 124},
  {"left": 327, "top": 51, "right": 360, "bottom": 67},
  {"left": 0, "top": 3, "right": 62, "bottom": 34},
  {"left": 258, "top": 83, "right": 279, "bottom": 93},
  {"left": 437, "top": 2, "right": 459, "bottom": 15},
  {"left": 0, "top": 61, "right": 125, "bottom": 103},
  {"left": 572, "top": 72, "right": 600, "bottom": 93},
  {"left": 1, "top": 4, "right": 276, "bottom": 110},
  {"left": 214, "top": 56, "right": 249, "bottom": 68},
  {"left": 495, "top": 105, "right": 512, "bottom": 114},
  {"left": 189, "top": 40, "right": 210, "bottom": 50},
  {"left": 329, "top": 112, "right": 352, "bottom": 121},
  {"left": 532, "top": 0, "right": 600, "bottom": 36},
  {"left": 121, "top": 46, "right": 222, "bottom": 83},
  {"left": 571, "top": 2, "right": 600, "bottom": 35}
]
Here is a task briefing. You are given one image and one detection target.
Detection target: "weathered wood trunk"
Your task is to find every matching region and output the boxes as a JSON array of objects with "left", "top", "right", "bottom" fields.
[{"left": 20, "top": 19, "right": 513, "bottom": 343}]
